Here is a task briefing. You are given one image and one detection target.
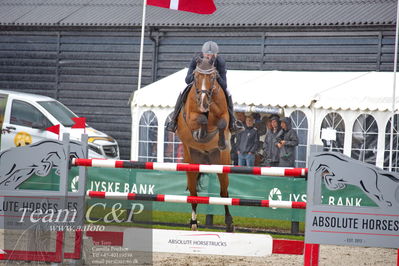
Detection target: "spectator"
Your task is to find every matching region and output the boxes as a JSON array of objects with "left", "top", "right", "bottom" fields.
[
  {"left": 237, "top": 116, "right": 258, "bottom": 166},
  {"left": 256, "top": 116, "right": 268, "bottom": 165},
  {"left": 264, "top": 116, "right": 273, "bottom": 134},
  {"left": 262, "top": 115, "right": 280, "bottom": 166},
  {"left": 254, "top": 114, "right": 266, "bottom": 135},
  {"left": 276, "top": 117, "right": 299, "bottom": 167},
  {"left": 253, "top": 112, "right": 261, "bottom": 123},
  {"left": 254, "top": 115, "right": 268, "bottom": 166},
  {"left": 235, "top": 112, "right": 246, "bottom": 127},
  {"left": 230, "top": 112, "right": 246, "bottom": 165}
]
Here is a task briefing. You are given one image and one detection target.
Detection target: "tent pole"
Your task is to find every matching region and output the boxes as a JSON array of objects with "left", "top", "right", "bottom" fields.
[{"left": 389, "top": 1, "right": 399, "bottom": 171}]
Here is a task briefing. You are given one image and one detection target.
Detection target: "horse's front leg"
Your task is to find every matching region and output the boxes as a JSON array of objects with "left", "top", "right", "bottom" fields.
[
  {"left": 217, "top": 118, "right": 227, "bottom": 150},
  {"left": 197, "top": 114, "right": 208, "bottom": 141},
  {"left": 187, "top": 172, "right": 199, "bottom": 230}
]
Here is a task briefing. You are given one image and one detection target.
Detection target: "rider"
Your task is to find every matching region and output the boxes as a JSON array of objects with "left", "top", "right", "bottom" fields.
[{"left": 166, "top": 41, "right": 244, "bottom": 134}]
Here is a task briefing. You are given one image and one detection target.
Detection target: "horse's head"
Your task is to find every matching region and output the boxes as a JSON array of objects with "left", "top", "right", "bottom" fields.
[{"left": 193, "top": 57, "right": 219, "bottom": 113}]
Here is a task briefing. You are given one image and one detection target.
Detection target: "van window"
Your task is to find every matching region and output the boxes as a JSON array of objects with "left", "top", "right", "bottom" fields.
[
  {"left": 0, "top": 94, "right": 6, "bottom": 148},
  {"left": 0, "top": 94, "right": 7, "bottom": 125},
  {"left": 10, "top": 100, "right": 52, "bottom": 128},
  {"left": 38, "top": 101, "right": 77, "bottom": 127}
]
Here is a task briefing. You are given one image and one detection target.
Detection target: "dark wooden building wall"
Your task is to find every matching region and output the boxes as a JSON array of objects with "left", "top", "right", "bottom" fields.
[
  {"left": 0, "top": 27, "right": 396, "bottom": 159},
  {"left": 57, "top": 31, "right": 151, "bottom": 159}
]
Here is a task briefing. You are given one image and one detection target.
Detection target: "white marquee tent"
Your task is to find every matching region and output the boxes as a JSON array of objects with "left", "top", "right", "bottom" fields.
[{"left": 131, "top": 69, "right": 398, "bottom": 168}]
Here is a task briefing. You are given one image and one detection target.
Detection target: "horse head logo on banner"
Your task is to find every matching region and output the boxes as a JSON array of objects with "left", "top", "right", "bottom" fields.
[
  {"left": 0, "top": 139, "right": 85, "bottom": 189},
  {"left": 309, "top": 152, "right": 399, "bottom": 209}
]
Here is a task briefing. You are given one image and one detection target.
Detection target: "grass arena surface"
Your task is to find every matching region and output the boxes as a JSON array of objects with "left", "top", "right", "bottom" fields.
[{"left": 88, "top": 210, "right": 305, "bottom": 239}]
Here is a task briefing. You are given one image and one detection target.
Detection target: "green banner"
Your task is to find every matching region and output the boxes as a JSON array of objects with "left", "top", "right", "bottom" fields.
[{"left": 20, "top": 167, "right": 377, "bottom": 222}]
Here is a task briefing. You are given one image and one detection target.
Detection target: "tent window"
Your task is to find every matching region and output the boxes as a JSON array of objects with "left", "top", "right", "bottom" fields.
[
  {"left": 164, "top": 113, "right": 184, "bottom": 163},
  {"left": 384, "top": 114, "right": 399, "bottom": 172},
  {"left": 139, "top": 111, "right": 158, "bottom": 162},
  {"left": 320, "top": 112, "right": 345, "bottom": 153},
  {"left": 290, "top": 110, "right": 308, "bottom": 167},
  {"left": 351, "top": 114, "right": 378, "bottom": 165}
]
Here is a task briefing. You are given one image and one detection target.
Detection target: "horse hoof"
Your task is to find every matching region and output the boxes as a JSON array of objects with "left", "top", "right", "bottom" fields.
[
  {"left": 226, "top": 224, "right": 235, "bottom": 232},
  {"left": 190, "top": 219, "right": 198, "bottom": 231},
  {"left": 225, "top": 216, "right": 234, "bottom": 232}
]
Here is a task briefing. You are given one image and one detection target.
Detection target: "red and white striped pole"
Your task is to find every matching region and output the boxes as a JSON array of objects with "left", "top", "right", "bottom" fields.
[
  {"left": 73, "top": 158, "right": 307, "bottom": 177},
  {"left": 86, "top": 191, "right": 307, "bottom": 209}
]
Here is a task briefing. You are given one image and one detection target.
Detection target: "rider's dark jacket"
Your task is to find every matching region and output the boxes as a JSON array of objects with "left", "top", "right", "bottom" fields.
[{"left": 185, "top": 55, "right": 227, "bottom": 90}]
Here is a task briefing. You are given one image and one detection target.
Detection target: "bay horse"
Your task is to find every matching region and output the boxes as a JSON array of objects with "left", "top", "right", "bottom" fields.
[{"left": 176, "top": 56, "right": 234, "bottom": 232}]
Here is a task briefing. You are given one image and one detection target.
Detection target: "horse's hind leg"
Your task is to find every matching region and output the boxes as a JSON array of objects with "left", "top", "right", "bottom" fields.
[
  {"left": 217, "top": 173, "right": 234, "bottom": 232},
  {"left": 187, "top": 171, "right": 199, "bottom": 230},
  {"left": 217, "top": 118, "right": 227, "bottom": 150}
]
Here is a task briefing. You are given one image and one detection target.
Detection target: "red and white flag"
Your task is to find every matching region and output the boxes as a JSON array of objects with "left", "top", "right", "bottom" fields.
[
  {"left": 46, "top": 124, "right": 60, "bottom": 135},
  {"left": 0, "top": 248, "right": 5, "bottom": 260},
  {"left": 147, "top": 0, "right": 216, "bottom": 14},
  {"left": 71, "top": 117, "right": 86, "bottom": 129}
]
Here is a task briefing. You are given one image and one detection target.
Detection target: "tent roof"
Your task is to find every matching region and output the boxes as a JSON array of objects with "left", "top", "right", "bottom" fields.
[{"left": 132, "top": 69, "right": 399, "bottom": 112}]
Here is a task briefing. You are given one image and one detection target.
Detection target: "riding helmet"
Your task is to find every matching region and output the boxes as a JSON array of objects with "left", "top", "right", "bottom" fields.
[{"left": 202, "top": 41, "right": 219, "bottom": 54}]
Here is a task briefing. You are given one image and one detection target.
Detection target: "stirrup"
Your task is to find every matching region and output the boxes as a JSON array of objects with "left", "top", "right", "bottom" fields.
[{"left": 230, "top": 121, "right": 244, "bottom": 135}]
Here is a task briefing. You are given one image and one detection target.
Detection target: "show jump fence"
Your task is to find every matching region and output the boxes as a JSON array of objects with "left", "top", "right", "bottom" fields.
[
  {"left": 72, "top": 158, "right": 308, "bottom": 177},
  {"left": 87, "top": 191, "right": 307, "bottom": 209}
]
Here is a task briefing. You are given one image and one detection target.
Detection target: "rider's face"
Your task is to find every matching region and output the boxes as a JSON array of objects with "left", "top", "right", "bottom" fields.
[{"left": 203, "top": 53, "right": 216, "bottom": 60}]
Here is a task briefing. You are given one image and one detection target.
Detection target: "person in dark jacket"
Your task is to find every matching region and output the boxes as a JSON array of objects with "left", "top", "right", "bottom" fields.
[
  {"left": 237, "top": 116, "right": 258, "bottom": 166},
  {"left": 262, "top": 116, "right": 281, "bottom": 166},
  {"left": 165, "top": 41, "right": 244, "bottom": 134},
  {"left": 230, "top": 112, "right": 246, "bottom": 165},
  {"left": 276, "top": 117, "right": 299, "bottom": 167}
]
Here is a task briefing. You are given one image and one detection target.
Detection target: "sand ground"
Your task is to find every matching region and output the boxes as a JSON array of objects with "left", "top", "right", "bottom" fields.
[{"left": 0, "top": 228, "right": 397, "bottom": 265}]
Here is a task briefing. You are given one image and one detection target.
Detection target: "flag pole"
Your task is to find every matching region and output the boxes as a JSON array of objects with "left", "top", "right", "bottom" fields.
[
  {"left": 389, "top": 1, "right": 399, "bottom": 171},
  {"left": 137, "top": 0, "right": 147, "bottom": 91},
  {"left": 128, "top": 0, "right": 147, "bottom": 104}
]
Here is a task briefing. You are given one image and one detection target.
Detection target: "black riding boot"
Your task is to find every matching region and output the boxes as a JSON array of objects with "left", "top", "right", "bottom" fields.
[
  {"left": 227, "top": 95, "right": 244, "bottom": 134},
  {"left": 165, "top": 92, "right": 185, "bottom": 133}
]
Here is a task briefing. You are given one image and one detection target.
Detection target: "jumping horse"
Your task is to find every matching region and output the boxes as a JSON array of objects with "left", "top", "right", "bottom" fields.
[{"left": 176, "top": 56, "right": 234, "bottom": 232}]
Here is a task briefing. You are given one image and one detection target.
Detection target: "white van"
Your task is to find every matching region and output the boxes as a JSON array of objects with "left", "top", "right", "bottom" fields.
[{"left": 0, "top": 90, "right": 119, "bottom": 159}]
